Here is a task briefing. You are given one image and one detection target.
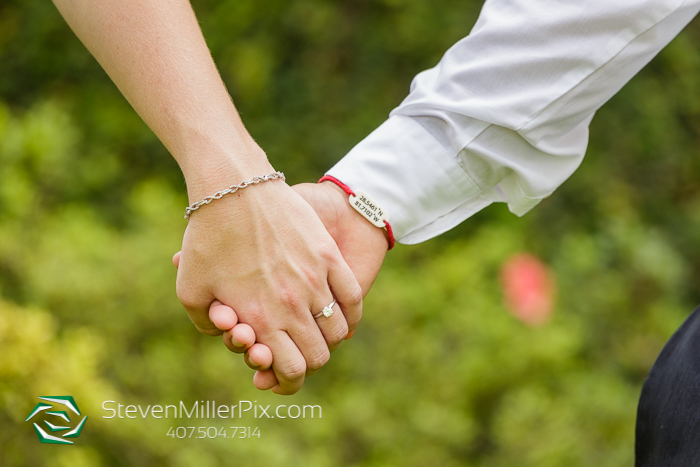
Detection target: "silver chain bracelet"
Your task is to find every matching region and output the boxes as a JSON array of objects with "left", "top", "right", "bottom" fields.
[{"left": 184, "top": 171, "right": 285, "bottom": 220}]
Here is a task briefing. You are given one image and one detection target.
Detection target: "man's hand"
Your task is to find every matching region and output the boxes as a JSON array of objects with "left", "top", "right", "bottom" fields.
[
  {"left": 177, "top": 180, "right": 362, "bottom": 395},
  {"left": 293, "top": 181, "right": 389, "bottom": 293}
]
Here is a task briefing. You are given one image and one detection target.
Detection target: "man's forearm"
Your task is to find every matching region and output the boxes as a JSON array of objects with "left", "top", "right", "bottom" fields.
[
  {"left": 51, "top": 0, "right": 272, "bottom": 201},
  {"left": 327, "top": 0, "right": 700, "bottom": 244}
]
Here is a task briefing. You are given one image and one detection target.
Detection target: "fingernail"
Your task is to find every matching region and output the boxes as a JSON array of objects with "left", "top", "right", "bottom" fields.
[
  {"left": 231, "top": 337, "right": 244, "bottom": 348},
  {"left": 345, "top": 330, "right": 355, "bottom": 340},
  {"left": 244, "top": 353, "right": 258, "bottom": 367}
]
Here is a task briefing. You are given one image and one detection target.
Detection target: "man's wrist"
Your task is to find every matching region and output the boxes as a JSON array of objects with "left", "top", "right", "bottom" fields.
[{"left": 320, "top": 179, "right": 393, "bottom": 251}]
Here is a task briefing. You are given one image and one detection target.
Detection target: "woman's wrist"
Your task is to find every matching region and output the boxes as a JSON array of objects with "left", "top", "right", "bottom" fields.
[{"left": 180, "top": 140, "right": 276, "bottom": 203}]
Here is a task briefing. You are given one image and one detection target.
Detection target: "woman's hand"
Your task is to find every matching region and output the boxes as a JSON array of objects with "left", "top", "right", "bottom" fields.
[
  {"left": 176, "top": 180, "right": 362, "bottom": 395},
  {"left": 174, "top": 180, "right": 388, "bottom": 391}
]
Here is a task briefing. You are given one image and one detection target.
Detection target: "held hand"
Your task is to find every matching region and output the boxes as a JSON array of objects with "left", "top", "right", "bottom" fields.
[
  {"left": 175, "top": 180, "right": 362, "bottom": 395},
  {"left": 294, "top": 181, "right": 389, "bottom": 292},
  {"left": 251, "top": 181, "right": 389, "bottom": 389}
]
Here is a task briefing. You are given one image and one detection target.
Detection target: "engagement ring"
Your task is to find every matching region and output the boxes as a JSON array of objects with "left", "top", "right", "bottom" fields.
[{"left": 313, "top": 299, "right": 336, "bottom": 319}]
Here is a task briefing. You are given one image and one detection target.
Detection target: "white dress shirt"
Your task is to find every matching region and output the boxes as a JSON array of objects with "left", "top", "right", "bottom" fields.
[{"left": 326, "top": 0, "right": 700, "bottom": 244}]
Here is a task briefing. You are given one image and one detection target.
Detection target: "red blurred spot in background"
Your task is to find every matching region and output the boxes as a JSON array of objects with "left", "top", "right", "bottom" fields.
[{"left": 500, "top": 253, "right": 555, "bottom": 327}]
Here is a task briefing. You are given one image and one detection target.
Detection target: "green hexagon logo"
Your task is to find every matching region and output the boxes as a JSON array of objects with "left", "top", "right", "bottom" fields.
[{"left": 25, "top": 396, "right": 88, "bottom": 445}]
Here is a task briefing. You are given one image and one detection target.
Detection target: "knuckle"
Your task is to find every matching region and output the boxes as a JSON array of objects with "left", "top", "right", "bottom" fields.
[
  {"left": 241, "top": 306, "right": 267, "bottom": 325},
  {"left": 279, "top": 286, "right": 305, "bottom": 311},
  {"left": 306, "top": 348, "right": 330, "bottom": 372},
  {"left": 327, "top": 322, "right": 349, "bottom": 345},
  {"left": 238, "top": 304, "right": 276, "bottom": 334},
  {"left": 318, "top": 243, "right": 340, "bottom": 263},
  {"left": 343, "top": 290, "right": 363, "bottom": 330},
  {"left": 176, "top": 288, "right": 199, "bottom": 311},
  {"left": 175, "top": 280, "right": 205, "bottom": 312},
  {"left": 280, "top": 359, "right": 307, "bottom": 381},
  {"left": 301, "top": 267, "right": 324, "bottom": 291},
  {"left": 347, "top": 283, "right": 363, "bottom": 307}
]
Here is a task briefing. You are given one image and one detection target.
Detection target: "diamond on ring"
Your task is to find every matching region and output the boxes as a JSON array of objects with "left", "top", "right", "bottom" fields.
[{"left": 314, "top": 299, "right": 336, "bottom": 319}]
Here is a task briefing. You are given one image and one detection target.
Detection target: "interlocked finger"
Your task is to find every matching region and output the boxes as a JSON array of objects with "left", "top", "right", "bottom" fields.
[
  {"left": 265, "top": 330, "right": 309, "bottom": 395},
  {"left": 327, "top": 259, "right": 363, "bottom": 332}
]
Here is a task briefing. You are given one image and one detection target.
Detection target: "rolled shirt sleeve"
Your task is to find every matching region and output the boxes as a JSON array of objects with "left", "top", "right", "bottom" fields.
[{"left": 326, "top": 0, "right": 700, "bottom": 244}]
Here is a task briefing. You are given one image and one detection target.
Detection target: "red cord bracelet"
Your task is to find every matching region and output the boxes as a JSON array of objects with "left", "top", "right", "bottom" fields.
[{"left": 319, "top": 175, "right": 395, "bottom": 250}]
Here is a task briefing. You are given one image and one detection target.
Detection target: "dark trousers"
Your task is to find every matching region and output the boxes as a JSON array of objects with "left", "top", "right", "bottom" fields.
[{"left": 636, "top": 306, "right": 700, "bottom": 466}]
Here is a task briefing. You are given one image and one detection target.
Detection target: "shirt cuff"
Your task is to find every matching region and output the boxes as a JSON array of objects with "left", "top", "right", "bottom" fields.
[{"left": 326, "top": 115, "right": 493, "bottom": 245}]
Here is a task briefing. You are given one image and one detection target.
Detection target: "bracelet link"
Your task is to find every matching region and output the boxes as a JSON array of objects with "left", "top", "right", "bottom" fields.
[{"left": 184, "top": 171, "right": 285, "bottom": 220}]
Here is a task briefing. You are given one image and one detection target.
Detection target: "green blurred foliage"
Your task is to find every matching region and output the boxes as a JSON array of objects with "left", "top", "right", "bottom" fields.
[{"left": 1, "top": 0, "right": 700, "bottom": 465}]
